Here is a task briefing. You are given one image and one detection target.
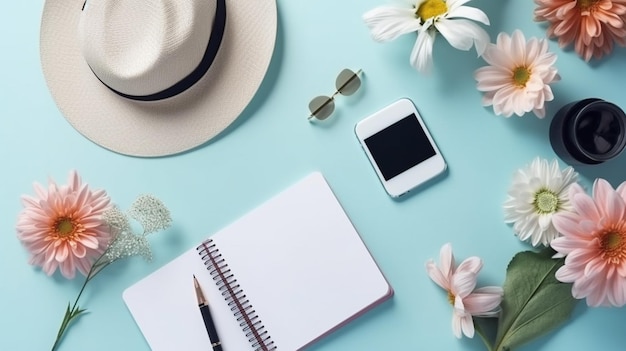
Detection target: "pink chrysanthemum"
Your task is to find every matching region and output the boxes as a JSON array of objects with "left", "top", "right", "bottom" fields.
[
  {"left": 534, "top": 0, "right": 626, "bottom": 61},
  {"left": 474, "top": 30, "right": 560, "bottom": 118},
  {"left": 426, "top": 243, "right": 503, "bottom": 338},
  {"left": 16, "top": 170, "right": 112, "bottom": 279},
  {"left": 552, "top": 179, "right": 626, "bottom": 307}
]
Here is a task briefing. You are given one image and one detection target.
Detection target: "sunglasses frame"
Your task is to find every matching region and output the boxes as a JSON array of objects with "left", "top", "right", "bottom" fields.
[{"left": 307, "top": 68, "right": 363, "bottom": 122}]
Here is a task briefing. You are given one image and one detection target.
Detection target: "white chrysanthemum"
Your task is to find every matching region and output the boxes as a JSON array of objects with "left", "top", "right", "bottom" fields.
[
  {"left": 503, "top": 158, "right": 578, "bottom": 247},
  {"left": 363, "top": 0, "right": 490, "bottom": 73}
]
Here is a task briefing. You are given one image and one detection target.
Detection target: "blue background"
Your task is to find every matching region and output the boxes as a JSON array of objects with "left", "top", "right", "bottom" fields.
[{"left": 2, "top": 0, "right": 626, "bottom": 350}]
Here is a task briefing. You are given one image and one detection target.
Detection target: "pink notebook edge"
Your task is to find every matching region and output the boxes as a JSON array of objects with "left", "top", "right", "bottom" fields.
[{"left": 295, "top": 172, "right": 395, "bottom": 349}]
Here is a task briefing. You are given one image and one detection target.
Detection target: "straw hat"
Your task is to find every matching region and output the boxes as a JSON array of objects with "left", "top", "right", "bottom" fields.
[{"left": 40, "top": 0, "right": 277, "bottom": 157}]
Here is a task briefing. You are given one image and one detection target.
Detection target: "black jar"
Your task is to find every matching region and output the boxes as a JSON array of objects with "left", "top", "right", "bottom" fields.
[{"left": 549, "top": 98, "right": 626, "bottom": 165}]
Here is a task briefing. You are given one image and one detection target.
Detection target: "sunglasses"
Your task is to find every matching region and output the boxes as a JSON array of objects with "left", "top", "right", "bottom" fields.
[{"left": 308, "top": 68, "right": 363, "bottom": 121}]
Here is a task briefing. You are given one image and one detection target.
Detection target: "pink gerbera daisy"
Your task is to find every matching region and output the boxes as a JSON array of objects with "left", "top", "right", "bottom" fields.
[
  {"left": 552, "top": 179, "right": 626, "bottom": 307},
  {"left": 426, "top": 243, "right": 503, "bottom": 338},
  {"left": 534, "top": 0, "right": 626, "bottom": 61},
  {"left": 474, "top": 30, "right": 560, "bottom": 118},
  {"left": 16, "top": 170, "right": 112, "bottom": 279}
]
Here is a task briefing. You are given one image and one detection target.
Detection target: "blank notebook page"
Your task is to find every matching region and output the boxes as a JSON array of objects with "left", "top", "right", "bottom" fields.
[{"left": 123, "top": 172, "right": 393, "bottom": 350}]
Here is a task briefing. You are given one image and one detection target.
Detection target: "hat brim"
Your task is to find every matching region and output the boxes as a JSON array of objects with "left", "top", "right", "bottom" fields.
[{"left": 40, "top": 0, "right": 277, "bottom": 157}]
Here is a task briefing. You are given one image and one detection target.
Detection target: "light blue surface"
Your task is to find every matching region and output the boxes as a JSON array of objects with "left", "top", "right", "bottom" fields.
[{"left": 2, "top": 1, "right": 626, "bottom": 350}]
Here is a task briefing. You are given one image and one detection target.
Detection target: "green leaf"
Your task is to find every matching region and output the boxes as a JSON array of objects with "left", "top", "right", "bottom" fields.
[
  {"left": 63, "top": 303, "right": 72, "bottom": 320},
  {"left": 70, "top": 306, "right": 87, "bottom": 319},
  {"left": 494, "top": 248, "right": 578, "bottom": 351}
]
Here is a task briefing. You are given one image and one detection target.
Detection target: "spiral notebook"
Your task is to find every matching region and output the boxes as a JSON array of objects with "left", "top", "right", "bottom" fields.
[{"left": 123, "top": 172, "right": 393, "bottom": 351}]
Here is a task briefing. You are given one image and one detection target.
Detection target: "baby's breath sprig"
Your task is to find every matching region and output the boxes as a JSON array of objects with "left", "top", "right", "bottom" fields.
[{"left": 103, "top": 194, "right": 172, "bottom": 263}]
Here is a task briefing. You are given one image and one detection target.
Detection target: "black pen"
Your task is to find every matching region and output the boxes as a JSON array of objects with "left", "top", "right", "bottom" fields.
[{"left": 193, "top": 275, "right": 223, "bottom": 351}]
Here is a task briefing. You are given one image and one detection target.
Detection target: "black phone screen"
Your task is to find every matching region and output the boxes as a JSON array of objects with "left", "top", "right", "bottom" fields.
[{"left": 363, "top": 114, "right": 436, "bottom": 181}]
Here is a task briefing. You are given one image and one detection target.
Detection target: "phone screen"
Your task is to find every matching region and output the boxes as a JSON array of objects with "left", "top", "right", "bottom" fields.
[{"left": 363, "top": 114, "right": 436, "bottom": 181}]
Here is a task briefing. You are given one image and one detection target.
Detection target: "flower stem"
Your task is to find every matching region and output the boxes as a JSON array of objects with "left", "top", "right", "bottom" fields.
[
  {"left": 474, "top": 320, "right": 495, "bottom": 351},
  {"left": 50, "top": 256, "right": 111, "bottom": 351}
]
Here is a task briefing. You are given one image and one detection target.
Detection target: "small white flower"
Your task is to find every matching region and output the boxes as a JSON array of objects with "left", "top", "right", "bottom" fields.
[
  {"left": 363, "top": 0, "right": 490, "bottom": 73},
  {"left": 503, "top": 158, "right": 578, "bottom": 247},
  {"left": 474, "top": 30, "right": 560, "bottom": 118}
]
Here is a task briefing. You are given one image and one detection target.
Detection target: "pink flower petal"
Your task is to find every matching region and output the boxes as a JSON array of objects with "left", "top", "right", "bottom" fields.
[
  {"left": 69, "top": 170, "right": 82, "bottom": 191},
  {"left": 33, "top": 182, "right": 48, "bottom": 200},
  {"left": 55, "top": 244, "right": 69, "bottom": 262},
  {"left": 41, "top": 258, "right": 57, "bottom": 276},
  {"left": 571, "top": 192, "right": 601, "bottom": 222},
  {"left": 569, "top": 182, "right": 586, "bottom": 197},
  {"left": 593, "top": 179, "right": 614, "bottom": 215},
  {"left": 481, "top": 43, "right": 507, "bottom": 68},
  {"left": 555, "top": 264, "right": 581, "bottom": 283},
  {"left": 565, "top": 248, "right": 596, "bottom": 267},
  {"left": 584, "top": 257, "right": 608, "bottom": 277},
  {"left": 456, "top": 256, "right": 482, "bottom": 275},
  {"left": 464, "top": 288, "right": 503, "bottom": 315},
  {"left": 79, "top": 235, "right": 101, "bottom": 250},
  {"left": 475, "top": 68, "right": 512, "bottom": 91},
  {"left": 510, "top": 30, "right": 527, "bottom": 66},
  {"left": 609, "top": 276, "right": 626, "bottom": 307},
  {"left": 584, "top": 16, "right": 601, "bottom": 37},
  {"left": 616, "top": 181, "right": 626, "bottom": 202},
  {"left": 606, "top": 191, "right": 626, "bottom": 222},
  {"left": 59, "top": 258, "right": 76, "bottom": 279},
  {"left": 76, "top": 256, "right": 92, "bottom": 276},
  {"left": 460, "top": 314, "right": 475, "bottom": 338},
  {"left": 74, "top": 184, "right": 91, "bottom": 210},
  {"left": 617, "top": 262, "right": 626, "bottom": 277},
  {"left": 439, "top": 243, "right": 455, "bottom": 279},
  {"left": 426, "top": 260, "right": 450, "bottom": 290},
  {"left": 451, "top": 314, "right": 463, "bottom": 338},
  {"left": 71, "top": 244, "right": 87, "bottom": 259},
  {"left": 452, "top": 271, "right": 478, "bottom": 297},
  {"left": 551, "top": 236, "right": 586, "bottom": 256}
]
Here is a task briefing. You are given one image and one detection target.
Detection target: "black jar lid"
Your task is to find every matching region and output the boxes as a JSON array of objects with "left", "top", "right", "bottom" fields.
[{"left": 567, "top": 100, "right": 626, "bottom": 164}]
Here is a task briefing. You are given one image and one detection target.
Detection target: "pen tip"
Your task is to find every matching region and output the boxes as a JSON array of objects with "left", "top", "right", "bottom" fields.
[{"left": 193, "top": 275, "right": 207, "bottom": 305}]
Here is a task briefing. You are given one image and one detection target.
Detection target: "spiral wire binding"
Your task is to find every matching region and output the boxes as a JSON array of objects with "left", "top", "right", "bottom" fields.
[{"left": 197, "top": 239, "right": 277, "bottom": 351}]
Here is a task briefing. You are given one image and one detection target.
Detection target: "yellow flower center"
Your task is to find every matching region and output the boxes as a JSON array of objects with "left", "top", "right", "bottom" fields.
[
  {"left": 447, "top": 290, "right": 455, "bottom": 305},
  {"left": 533, "top": 189, "right": 560, "bottom": 214},
  {"left": 416, "top": 0, "right": 448, "bottom": 22},
  {"left": 55, "top": 217, "right": 76, "bottom": 238},
  {"left": 600, "top": 229, "right": 626, "bottom": 264},
  {"left": 577, "top": 0, "right": 600, "bottom": 10},
  {"left": 512, "top": 66, "right": 531, "bottom": 87}
]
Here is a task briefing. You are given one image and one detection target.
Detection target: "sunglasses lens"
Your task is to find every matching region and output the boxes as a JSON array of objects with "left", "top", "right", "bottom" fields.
[
  {"left": 336, "top": 69, "right": 361, "bottom": 96},
  {"left": 309, "top": 96, "right": 335, "bottom": 120}
]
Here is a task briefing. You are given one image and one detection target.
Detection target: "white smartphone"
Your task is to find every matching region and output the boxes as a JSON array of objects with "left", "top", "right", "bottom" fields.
[{"left": 355, "top": 98, "right": 447, "bottom": 198}]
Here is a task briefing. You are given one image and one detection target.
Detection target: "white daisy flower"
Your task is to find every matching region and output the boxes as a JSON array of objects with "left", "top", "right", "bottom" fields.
[
  {"left": 363, "top": 0, "right": 490, "bottom": 73},
  {"left": 474, "top": 30, "right": 560, "bottom": 118},
  {"left": 503, "top": 157, "right": 579, "bottom": 247}
]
